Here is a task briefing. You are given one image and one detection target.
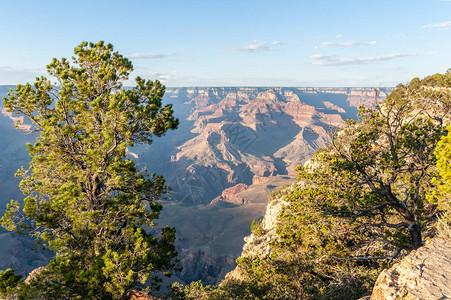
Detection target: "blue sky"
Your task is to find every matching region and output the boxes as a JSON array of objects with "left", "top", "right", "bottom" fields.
[{"left": 0, "top": 0, "right": 450, "bottom": 87}]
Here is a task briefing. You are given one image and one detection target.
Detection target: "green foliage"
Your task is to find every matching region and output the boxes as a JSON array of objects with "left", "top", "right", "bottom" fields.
[
  {"left": 316, "top": 72, "right": 451, "bottom": 252},
  {"left": 431, "top": 126, "right": 451, "bottom": 236},
  {"left": 0, "top": 269, "right": 22, "bottom": 298},
  {"left": 214, "top": 71, "right": 451, "bottom": 299},
  {"left": 229, "top": 179, "right": 385, "bottom": 299},
  {"left": 170, "top": 281, "right": 222, "bottom": 300},
  {"left": 0, "top": 41, "right": 179, "bottom": 299},
  {"left": 250, "top": 219, "right": 265, "bottom": 236},
  {"left": 233, "top": 255, "right": 378, "bottom": 299},
  {"left": 170, "top": 279, "right": 270, "bottom": 300}
]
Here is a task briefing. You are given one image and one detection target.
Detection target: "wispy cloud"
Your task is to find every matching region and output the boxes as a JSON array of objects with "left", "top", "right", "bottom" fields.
[
  {"left": 310, "top": 54, "right": 335, "bottom": 60},
  {"left": 0, "top": 66, "right": 46, "bottom": 84},
  {"left": 149, "top": 71, "right": 179, "bottom": 82},
  {"left": 126, "top": 52, "right": 180, "bottom": 59},
  {"left": 234, "top": 40, "right": 286, "bottom": 52},
  {"left": 310, "top": 53, "right": 413, "bottom": 66},
  {"left": 422, "top": 20, "right": 451, "bottom": 30},
  {"left": 322, "top": 41, "right": 360, "bottom": 47},
  {"left": 321, "top": 40, "right": 377, "bottom": 47},
  {"left": 234, "top": 41, "right": 270, "bottom": 52}
]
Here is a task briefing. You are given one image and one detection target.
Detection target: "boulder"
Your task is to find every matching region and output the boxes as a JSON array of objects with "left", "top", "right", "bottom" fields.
[{"left": 371, "top": 238, "right": 451, "bottom": 300}]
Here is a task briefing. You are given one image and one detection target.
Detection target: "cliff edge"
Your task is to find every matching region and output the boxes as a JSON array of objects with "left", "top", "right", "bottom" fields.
[{"left": 370, "top": 238, "right": 451, "bottom": 300}]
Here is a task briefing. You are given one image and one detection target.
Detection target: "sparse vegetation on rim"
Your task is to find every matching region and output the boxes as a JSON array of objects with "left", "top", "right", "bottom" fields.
[{"left": 174, "top": 70, "right": 451, "bottom": 299}]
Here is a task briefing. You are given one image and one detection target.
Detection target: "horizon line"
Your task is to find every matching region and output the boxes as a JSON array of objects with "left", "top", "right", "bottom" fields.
[{"left": 0, "top": 84, "right": 395, "bottom": 89}]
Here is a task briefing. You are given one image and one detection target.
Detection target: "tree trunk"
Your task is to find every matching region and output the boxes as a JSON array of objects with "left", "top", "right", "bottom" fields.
[{"left": 409, "top": 221, "right": 422, "bottom": 249}]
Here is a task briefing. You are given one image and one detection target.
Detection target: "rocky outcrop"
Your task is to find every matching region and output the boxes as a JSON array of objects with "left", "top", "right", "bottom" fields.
[
  {"left": 210, "top": 183, "right": 248, "bottom": 205},
  {"left": 177, "top": 249, "right": 236, "bottom": 285},
  {"left": 24, "top": 266, "right": 46, "bottom": 284},
  {"left": 370, "top": 238, "right": 451, "bottom": 300},
  {"left": 252, "top": 175, "right": 270, "bottom": 185},
  {"left": 1, "top": 107, "right": 31, "bottom": 132},
  {"left": 225, "top": 182, "right": 294, "bottom": 280}
]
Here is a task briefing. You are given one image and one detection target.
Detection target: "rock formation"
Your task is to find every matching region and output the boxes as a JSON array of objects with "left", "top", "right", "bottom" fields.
[
  {"left": 211, "top": 183, "right": 248, "bottom": 205},
  {"left": 370, "top": 238, "right": 451, "bottom": 300},
  {"left": 177, "top": 249, "right": 236, "bottom": 285},
  {"left": 225, "top": 181, "right": 294, "bottom": 281},
  {"left": 0, "top": 86, "right": 389, "bottom": 285},
  {"left": 159, "top": 87, "right": 392, "bottom": 206}
]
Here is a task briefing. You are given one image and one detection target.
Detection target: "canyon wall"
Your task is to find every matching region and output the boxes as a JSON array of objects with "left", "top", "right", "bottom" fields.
[
  {"left": 146, "top": 87, "right": 391, "bottom": 206},
  {"left": 0, "top": 86, "right": 390, "bottom": 284}
]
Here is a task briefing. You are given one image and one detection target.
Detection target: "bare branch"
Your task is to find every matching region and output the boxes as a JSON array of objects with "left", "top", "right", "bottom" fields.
[
  {"left": 331, "top": 247, "right": 403, "bottom": 261},
  {"left": 346, "top": 202, "right": 390, "bottom": 223}
]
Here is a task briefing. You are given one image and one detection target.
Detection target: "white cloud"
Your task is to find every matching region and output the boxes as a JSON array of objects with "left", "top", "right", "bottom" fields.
[
  {"left": 310, "top": 54, "right": 335, "bottom": 60},
  {"left": 310, "top": 53, "right": 413, "bottom": 66},
  {"left": 336, "top": 34, "right": 343, "bottom": 39},
  {"left": 321, "top": 40, "right": 377, "bottom": 47},
  {"left": 149, "top": 72, "right": 170, "bottom": 81},
  {"left": 322, "top": 41, "right": 360, "bottom": 47},
  {"left": 234, "top": 41, "right": 270, "bottom": 52},
  {"left": 272, "top": 41, "right": 287, "bottom": 46},
  {"left": 148, "top": 71, "right": 179, "bottom": 82},
  {"left": 422, "top": 20, "right": 451, "bottom": 30},
  {"left": 234, "top": 40, "right": 286, "bottom": 52}
]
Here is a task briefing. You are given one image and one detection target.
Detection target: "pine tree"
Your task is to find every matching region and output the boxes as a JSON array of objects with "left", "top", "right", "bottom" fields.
[
  {"left": 431, "top": 125, "right": 451, "bottom": 236},
  {"left": 1, "top": 41, "right": 179, "bottom": 299}
]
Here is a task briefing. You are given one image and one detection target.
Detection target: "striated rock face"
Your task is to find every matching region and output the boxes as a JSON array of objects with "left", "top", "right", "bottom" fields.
[
  {"left": 163, "top": 87, "right": 390, "bottom": 283},
  {"left": 177, "top": 249, "right": 236, "bottom": 285},
  {"left": 370, "top": 238, "right": 451, "bottom": 300},
  {"left": 211, "top": 183, "right": 249, "bottom": 205},
  {"left": 159, "top": 87, "right": 392, "bottom": 206},
  {"left": 0, "top": 86, "right": 389, "bottom": 285},
  {"left": 252, "top": 175, "right": 270, "bottom": 185}
]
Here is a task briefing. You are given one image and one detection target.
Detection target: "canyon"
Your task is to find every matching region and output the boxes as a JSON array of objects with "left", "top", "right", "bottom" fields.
[{"left": 0, "top": 86, "right": 391, "bottom": 284}]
